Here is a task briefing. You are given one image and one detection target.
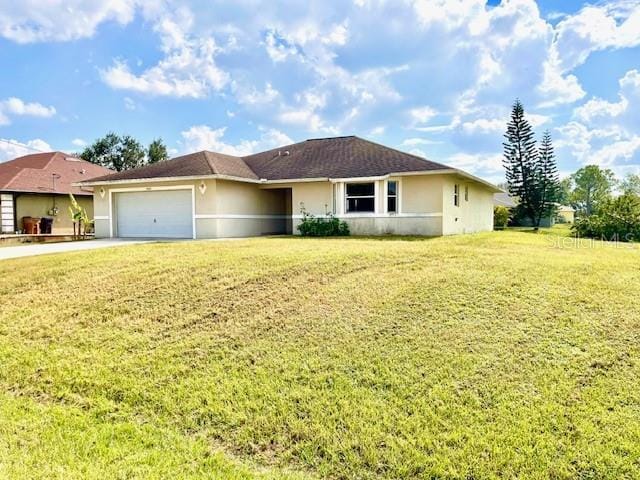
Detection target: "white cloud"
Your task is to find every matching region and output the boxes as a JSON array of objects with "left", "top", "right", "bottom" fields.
[
  {"left": 574, "top": 69, "right": 639, "bottom": 124},
  {"left": 446, "top": 152, "right": 504, "bottom": 174},
  {"left": 0, "top": 97, "right": 56, "bottom": 125},
  {"left": 558, "top": 68, "right": 640, "bottom": 170},
  {"left": 412, "top": 0, "right": 487, "bottom": 32},
  {"left": 590, "top": 136, "right": 640, "bottom": 167},
  {"left": 180, "top": 125, "right": 293, "bottom": 156},
  {"left": 71, "top": 138, "right": 87, "bottom": 147},
  {"left": 264, "top": 29, "right": 300, "bottom": 63},
  {"left": 235, "top": 83, "right": 279, "bottom": 106},
  {"left": 401, "top": 137, "right": 441, "bottom": 146},
  {"left": 101, "top": 13, "right": 229, "bottom": 98},
  {"left": 277, "top": 88, "right": 338, "bottom": 133},
  {"left": 552, "top": 3, "right": 640, "bottom": 73},
  {"left": 0, "top": 138, "right": 52, "bottom": 162},
  {"left": 408, "top": 106, "right": 438, "bottom": 127},
  {"left": 574, "top": 97, "right": 628, "bottom": 123},
  {"left": 0, "top": 0, "right": 138, "bottom": 43},
  {"left": 461, "top": 118, "right": 504, "bottom": 134},
  {"left": 369, "top": 126, "right": 385, "bottom": 136},
  {"left": 323, "top": 21, "right": 349, "bottom": 46},
  {"left": 537, "top": 62, "right": 585, "bottom": 107},
  {"left": 124, "top": 97, "right": 136, "bottom": 110}
]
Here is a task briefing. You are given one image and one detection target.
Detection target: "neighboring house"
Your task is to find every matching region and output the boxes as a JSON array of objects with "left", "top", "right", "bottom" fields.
[
  {"left": 556, "top": 205, "right": 575, "bottom": 223},
  {"left": 79, "top": 136, "right": 501, "bottom": 239},
  {"left": 493, "top": 192, "right": 517, "bottom": 208},
  {"left": 493, "top": 192, "right": 575, "bottom": 227},
  {"left": 0, "top": 152, "right": 111, "bottom": 234}
]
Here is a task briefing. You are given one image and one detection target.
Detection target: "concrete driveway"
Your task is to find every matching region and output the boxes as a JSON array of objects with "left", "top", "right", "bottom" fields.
[{"left": 0, "top": 238, "right": 159, "bottom": 261}]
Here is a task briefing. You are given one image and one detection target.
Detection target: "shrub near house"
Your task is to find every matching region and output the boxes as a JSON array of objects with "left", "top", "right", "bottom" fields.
[
  {"left": 297, "top": 206, "right": 350, "bottom": 236},
  {"left": 493, "top": 206, "right": 510, "bottom": 230}
]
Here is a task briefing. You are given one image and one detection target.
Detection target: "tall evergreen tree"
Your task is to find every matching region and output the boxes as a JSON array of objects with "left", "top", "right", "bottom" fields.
[
  {"left": 533, "top": 130, "right": 560, "bottom": 227},
  {"left": 503, "top": 99, "right": 538, "bottom": 225}
]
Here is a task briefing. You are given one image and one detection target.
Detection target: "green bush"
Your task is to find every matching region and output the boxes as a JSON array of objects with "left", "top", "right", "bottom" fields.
[
  {"left": 297, "top": 206, "right": 350, "bottom": 237},
  {"left": 493, "top": 206, "right": 510, "bottom": 230},
  {"left": 572, "top": 193, "right": 640, "bottom": 242}
]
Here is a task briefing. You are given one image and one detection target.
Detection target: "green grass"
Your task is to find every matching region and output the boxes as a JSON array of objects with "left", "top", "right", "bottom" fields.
[{"left": 1, "top": 231, "right": 640, "bottom": 479}]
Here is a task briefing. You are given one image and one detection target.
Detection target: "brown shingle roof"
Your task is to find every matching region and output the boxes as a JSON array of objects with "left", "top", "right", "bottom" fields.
[
  {"left": 243, "top": 136, "right": 449, "bottom": 180},
  {"left": 0, "top": 152, "right": 112, "bottom": 195},
  {"left": 83, "top": 136, "right": 452, "bottom": 183},
  {"left": 86, "top": 151, "right": 259, "bottom": 183}
]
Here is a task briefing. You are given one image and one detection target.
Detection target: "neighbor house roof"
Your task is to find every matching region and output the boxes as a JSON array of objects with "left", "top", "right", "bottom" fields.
[
  {"left": 556, "top": 204, "right": 575, "bottom": 212},
  {"left": 82, "top": 136, "right": 500, "bottom": 191},
  {"left": 0, "top": 152, "right": 112, "bottom": 196},
  {"left": 493, "top": 192, "right": 517, "bottom": 208}
]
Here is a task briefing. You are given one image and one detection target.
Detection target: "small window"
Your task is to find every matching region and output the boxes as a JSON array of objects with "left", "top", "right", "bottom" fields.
[
  {"left": 387, "top": 181, "right": 398, "bottom": 213},
  {"left": 346, "top": 182, "right": 375, "bottom": 213},
  {"left": 465, "top": 185, "right": 469, "bottom": 202},
  {"left": 454, "top": 184, "right": 460, "bottom": 207}
]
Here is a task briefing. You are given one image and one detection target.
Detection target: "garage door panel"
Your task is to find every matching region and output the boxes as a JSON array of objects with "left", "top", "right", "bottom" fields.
[{"left": 115, "top": 190, "right": 193, "bottom": 238}]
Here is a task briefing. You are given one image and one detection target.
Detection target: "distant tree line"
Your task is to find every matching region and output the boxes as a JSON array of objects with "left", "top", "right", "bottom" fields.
[{"left": 79, "top": 133, "right": 169, "bottom": 171}]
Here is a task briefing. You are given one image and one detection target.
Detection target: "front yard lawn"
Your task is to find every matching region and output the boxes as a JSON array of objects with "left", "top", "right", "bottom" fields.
[{"left": 1, "top": 231, "right": 639, "bottom": 479}]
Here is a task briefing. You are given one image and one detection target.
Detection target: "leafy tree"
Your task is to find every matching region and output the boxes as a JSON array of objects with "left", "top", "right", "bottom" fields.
[
  {"left": 557, "top": 177, "right": 573, "bottom": 205},
  {"left": 569, "top": 165, "right": 616, "bottom": 216},
  {"left": 80, "top": 133, "right": 146, "bottom": 171},
  {"left": 572, "top": 193, "right": 640, "bottom": 242},
  {"left": 148, "top": 138, "right": 169, "bottom": 164},
  {"left": 503, "top": 101, "right": 559, "bottom": 229},
  {"left": 620, "top": 173, "right": 640, "bottom": 196}
]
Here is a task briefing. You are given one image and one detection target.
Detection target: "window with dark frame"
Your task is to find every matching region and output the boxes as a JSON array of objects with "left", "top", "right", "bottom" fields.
[
  {"left": 387, "top": 180, "right": 398, "bottom": 213},
  {"left": 346, "top": 182, "right": 375, "bottom": 213},
  {"left": 465, "top": 185, "right": 469, "bottom": 202},
  {"left": 454, "top": 184, "right": 460, "bottom": 206}
]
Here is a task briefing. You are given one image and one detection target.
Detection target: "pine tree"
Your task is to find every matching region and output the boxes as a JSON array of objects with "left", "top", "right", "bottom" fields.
[
  {"left": 503, "top": 99, "right": 538, "bottom": 225},
  {"left": 533, "top": 130, "right": 560, "bottom": 227}
]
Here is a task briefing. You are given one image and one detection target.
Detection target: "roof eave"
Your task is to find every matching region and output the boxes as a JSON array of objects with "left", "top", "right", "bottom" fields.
[
  {"left": 74, "top": 173, "right": 261, "bottom": 187},
  {"left": 75, "top": 168, "right": 503, "bottom": 192}
]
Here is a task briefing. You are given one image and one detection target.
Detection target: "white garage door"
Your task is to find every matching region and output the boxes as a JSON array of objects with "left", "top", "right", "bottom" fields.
[{"left": 115, "top": 189, "right": 193, "bottom": 238}]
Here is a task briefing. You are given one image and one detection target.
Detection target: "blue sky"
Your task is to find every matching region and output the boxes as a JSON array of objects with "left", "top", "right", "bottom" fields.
[{"left": 0, "top": 0, "right": 639, "bottom": 183}]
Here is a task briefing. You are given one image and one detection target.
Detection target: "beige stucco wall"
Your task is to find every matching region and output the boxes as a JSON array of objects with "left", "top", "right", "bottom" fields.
[
  {"left": 92, "top": 178, "right": 291, "bottom": 239},
  {"left": 215, "top": 180, "right": 289, "bottom": 237},
  {"left": 91, "top": 174, "right": 494, "bottom": 239},
  {"left": 557, "top": 209, "right": 575, "bottom": 223},
  {"left": 400, "top": 175, "right": 444, "bottom": 214},
  {"left": 15, "top": 193, "right": 93, "bottom": 235},
  {"left": 441, "top": 177, "right": 494, "bottom": 235}
]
